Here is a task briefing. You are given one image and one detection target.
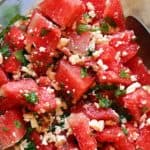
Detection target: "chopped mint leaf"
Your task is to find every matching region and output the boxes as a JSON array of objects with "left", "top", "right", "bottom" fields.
[
  {"left": 76, "top": 24, "right": 90, "bottom": 34},
  {"left": 25, "top": 140, "right": 36, "bottom": 150},
  {"left": 100, "top": 22, "right": 109, "bottom": 33},
  {"left": 15, "top": 50, "right": 28, "bottom": 66},
  {"left": 0, "top": 45, "right": 10, "bottom": 57},
  {"left": 99, "top": 98, "right": 112, "bottom": 108},
  {"left": 14, "top": 120, "right": 22, "bottom": 129},
  {"left": 40, "top": 27, "right": 50, "bottom": 37},
  {"left": 24, "top": 92, "right": 38, "bottom": 104},
  {"left": 80, "top": 67, "right": 88, "bottom": 78},
  {"left": 121, "top": 126, "right": 128, "bottom": 135},
  {"left": 115, "top": 88, "right": 126, "bottom": 97},
  {"left": 119, "top": 69, "right": 130, "bottom": 78}
]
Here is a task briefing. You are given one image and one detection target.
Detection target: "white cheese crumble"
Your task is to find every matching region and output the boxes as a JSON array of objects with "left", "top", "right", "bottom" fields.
[
  {"left": 97, "top": 59, "right": 108, "bottom": 71},
  {"left": 92, "top": 31, "right": 109, "bottom": 44},
  {"left": 89, "top": 119, "right": 105, "bottom": 132},
  {"left": 126, "top": 82, "right": 141, "bottom": 94},
  {"left": 93, "top": 48, "right": 104, "bottom": 58},
  {"left": 88, "top": 10, "right": 96, "bottom": 18},
  {"left": 86, "top": 2, "right": 95, "bottom": 11},
  {"left": 143, "top": 85, "right": 150, "bottom": 93},
  {"left": 69, "top": 54, "right": 81, "bottom": 65},
  {"left": 23, "top": 113, "right": 39, "bottom": 129},
  {"left": 130, "top": 75, "right": 137, "bottom": 82},
  {"left": 0, "top": 53, "right": 3, "bottom": 64},
  {"left": 39, "top": 47, "right": 46, "bottom": 52},
  {"left": 21, "top": 66, "right": 37, "bottom": 77},
  {"left": 57, "top": 38, "right": 70, "bottom": 49}
]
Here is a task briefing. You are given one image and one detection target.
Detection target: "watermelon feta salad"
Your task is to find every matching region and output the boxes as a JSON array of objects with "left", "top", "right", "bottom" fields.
[{"left": 0, "top": 0, "right": 150, "bottom": 150}]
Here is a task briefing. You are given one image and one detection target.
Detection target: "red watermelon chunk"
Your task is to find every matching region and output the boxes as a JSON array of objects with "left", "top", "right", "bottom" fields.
[
  {"left": 3, "top": 55, "right": 21, "bottom": 73},
  {"left": 82, "top": 0, "right": 106, "bottom": 19},
  {"left": 5, "top": 26, "right": 26, "bottom": 50},
  {"left": 31, "top": 87, "right": 56, "bottom": 114},
  {"left": 83, "top": 104, "right": 119, "bottom": 122},
  {"left": 56, "top": 59, "right": 94, "bottom": 102},
  {"left": 0, "top": 67, "right": 8, "bottom": 86},
  {"left": 126, "top": 56, "right": 150, "bottom": 85},
  {"left": 109, "top": 30, "right": 139, "bottom": 63},
  {"left": 68, "top": 113, "right": 97, "bottom": 150},
  {"left": 104, "top": 0, "right": 125, "bottom": 30},
  {"left": 0, "top": 79, "right": 38, "bottom": 107},
  {"left": 122, "top": 88, "right": 150, "bottom": 121},
  {"left": 136, "top": 127, "right": 150, "bottom": 150},
  {"left": 0, "top": 110, "right": 26, "bottom": 149},
  {"left": 39, "top": 0, "right": 85, "bottom": 27},
  {"left": 96, "top": 127, "right": 135, "bottom": 150}
]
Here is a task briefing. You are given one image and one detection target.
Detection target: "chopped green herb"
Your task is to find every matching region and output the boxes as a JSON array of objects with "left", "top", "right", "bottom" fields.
[
  {"left": 104, "top": 16, "right": 117, "bottom": 28},
  {"left": 83, "top": 13, "right": 91, "bottom": 20},
  {"left": 76, "top": 24, "right": 90, "bottom": 34},
  {"left": 24, "top": 127, "right": 33, "bottom": 139},
  {"left": 99, "top": 98, "right": 112, "bottom": 108},
  {"left": 91, "top": 26, "right": 100, "bottom": 32},
  {"left": 121, "top": 126, "right": 128, "bottom": 135},
  {"left": 80, "top": 67, "right": 88, "bottom": 78},
  {"left": 8, "top": 14, "right": 29, "bottom": 26},
  {"left": 24, "top": 92, "right": 38, "bottom": 104},
  {"left": 14, "top": 120, "right": 22, "bottom": 129},
  {"left": 40, "top": 27, "right": 50, "bottom": 37},
  {"left": 111, "top": 102, "right": 132, "bottom": 121},
  {"left": 100, "top": 22, "right": 109, "bottom": 33},
  {"left": 15, "top": 50, "right": 28, "bottom": 66},
  {"left": 0, "top": 14, "right": 28, "bottom": 39},
  {"left": 119, "top": 69, "right": 130, "bottom": 78},
  {"left": 142, "top": 106, "right": 149, "bottom": 113},
  {"left": 90, "top": 84, "right": 117, "bottom": 92},
  {"left": 115, "top": 88, "right": 126, "bottom": 97},
  {"left": 87, "top": 48, "right": 93, "bottom": 56},
  {"left": 25, "top": 140, "right": 36, "bottom": 150},
  {"left": 2, "top": 127, "right": 9, "bottom": 132},
  {"left": 0, "top": 27, "right": 9, "bottom": 39},
  {"left": 0, "top": 45, "right": 10, "bottom": 57}
]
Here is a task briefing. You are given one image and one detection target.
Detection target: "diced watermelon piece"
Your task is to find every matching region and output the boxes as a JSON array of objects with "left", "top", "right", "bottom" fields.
[
  {"left": 122, "top": 88, "right": 150, "bottom": 121},
  {"left": 31, "top": 87, "right": 56, "bottom": 114},
  {"left": 83, "top": 104, "right": 119, "bottom": 122},
  {"left": 0, "top": 68, "right": 8, "bottom": 86},
  {"left": 39, "top": 0, "right": 85, "bottom": 27},
  {"left": 97, "top": 69, "right": 132, "bottom": 86},
  {"left": 26, "top": 12, "right": 61, "bottom": 49},
  {"left": 68, "top": 113, "right": 97, "bottom": 150},
  {"left": 3, "top": 55, "right": 21, "bottom": 73},
  {"left": 26, "top": 12, "right": 61, "bottom": 66},
  {"left": 96, "top": 127, "right": 135, "bottom": 150},
  {"left": 82, "top": 0, "right": 106, "bottom": 19},
  {"left": 0, "top": 110, "right": 26, "bottom": 149},
  {"left": 0, "top": 79, "right": 38, "bottom": 106},
  {"left": 109, "top": 30, "right": 139, "bottom": 63},
  {"left": 136, "top": 127, "right": 150, "bottom": 150},
  {"left": 56, "top": 59, "right": 94, "bottom": 102},
  {"left": 67, "top": 32, "right": 92, "bottom": 55},
  {"left": 104, "top": 0, "right": 125, "bottom": 30},
  {"left": 5, "top": 26, "right": 26, "bottom": 50},
  {"left": 126, "top": 56, "right": 150, "bottom": 85}
]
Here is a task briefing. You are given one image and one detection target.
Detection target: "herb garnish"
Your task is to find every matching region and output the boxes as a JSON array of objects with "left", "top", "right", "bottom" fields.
[
  {"left": 80, "top": 67, "right": 88, "bottom": 78},
  {"left": 14, "top": 120, "right": 22, "bottom": 128},
  {"left": 15, "top": 50, "right": 28, "bottom": 66},
  {"left": 24, "top": 92, "right": 38, "bottom": 104}
]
